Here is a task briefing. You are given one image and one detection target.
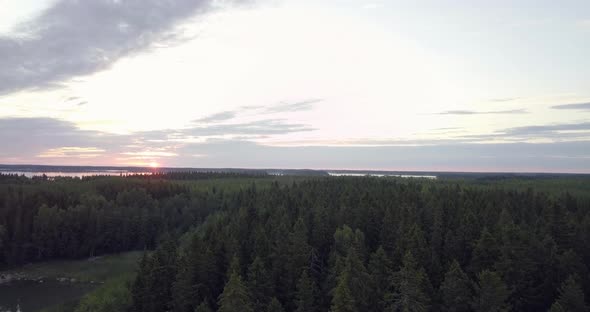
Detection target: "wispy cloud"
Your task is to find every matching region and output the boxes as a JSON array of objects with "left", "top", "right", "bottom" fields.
[
  {"left": 194, "top": 111, "right": 236, "bottom": 123},
  {"left": 551, "top": 102, "right": 590, "bottom": 111},
  {"left": 0, "top": 115, "right": 315, "bottom": 164},
  {"left": 262, "top": 98, "right": 323, "bottom": 114},
  {"left": 435, "top": 109, "right": 528, "bottom": 115},
  {"left": 171, "top": 140, "right": 590, "bottom": 173},
  {"left": 1, "top": 117, "right": 589, "bottom": 172},
  {"left": 449, "top": 121, "right": 590, "bottom": 143},
  {"left": 490, "top": 97, "right": 521, "bottom": 102},
  {"left": 193, "top": 98, "right": 322, "bottom": 124},
  {"left": 183, "top": 119, "right": 315, "bottom": 137},
  {"left": 0, "top": 117, "right": 128, "bottom": 160},
  {"left": 38, "top": 147, "right": 105, "bottom": 158},
  {"left": 0, "top": 0, "right": 244, "bottom": 95},
  {"left": 501, "top": 122, "right": 590, "bottom": 137},
  {"left": 432, "top": 127, "right": 463, "bottom": 131}
]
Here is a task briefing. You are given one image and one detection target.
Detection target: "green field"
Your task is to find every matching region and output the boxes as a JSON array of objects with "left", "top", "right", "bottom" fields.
[
  {"left": 0, "top": 252, "right": 141, "bottom": 312},
  {"left": 8, "top": 251, "right": 141, "bottom": 283}
]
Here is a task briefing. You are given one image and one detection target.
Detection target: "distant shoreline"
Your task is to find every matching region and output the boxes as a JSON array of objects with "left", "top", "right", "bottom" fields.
[{"left": 1, "top": 164, "right": 589, "bottom": 179}]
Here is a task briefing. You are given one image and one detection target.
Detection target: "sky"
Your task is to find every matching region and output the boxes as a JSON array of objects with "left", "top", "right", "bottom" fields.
[{"left": 0, "top": 0, "right": 589, "bottom": 172}]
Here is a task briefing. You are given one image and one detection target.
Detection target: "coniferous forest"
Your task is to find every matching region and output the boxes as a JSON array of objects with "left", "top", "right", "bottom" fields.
[{"left": 1, "top": 173, "right": 590, "bottom": 311}]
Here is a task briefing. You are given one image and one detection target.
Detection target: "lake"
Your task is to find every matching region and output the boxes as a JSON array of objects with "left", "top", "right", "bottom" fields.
[
  {"left": 328, "top": 172, "right": 437, "bottom": 179},
  {"left": 0, "top": 170, "right": 148, "bottom": 178},
  {"left": 0, "top": 280, "right": 95, "bottom": 312}
]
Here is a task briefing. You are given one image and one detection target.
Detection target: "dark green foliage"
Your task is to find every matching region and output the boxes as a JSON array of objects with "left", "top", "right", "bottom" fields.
[
  {"left": 74, "top": 274, "right": 132, "bottom": 312},
  {"left": 549, "top": 275, "right": 588, "bottom": 312},
  {"left": 267, "top": 297, "right": 286, "bottom": 312},
  {"left": 217, "top": 269, "right": 253, "bottom": 312},
  {"left": 385, "top": 251, "right": 430, "bottom": 312},
  {"left": 131, "top": 238, "right": 177, "bottom": 312},
  {"left": 440, "top": 260, "right": 474, "bottom": 312},
  {"left": 2, "top": 174, "right": 590, "bottom": 311},
  {"left": 331, "top": 272, "right": 357, "bottom": 312},
  {"left": 470, "top": 228, "right": 500, "bottom": 275},
  {"left": 331, "top": 247, "right": 371, "bottom": 312},
  {"left": 368, "top": 246, "right": 392, "bottom": 312},
  {"left": 472, "top": 270, "right": 510, "bottom": 312},
  {"left": 194, "top": 301, "right": 213, "bottom": 312},
  {"left": 295, "top": 269, "right": 318, "bottom": 312},
  {"left": 248, "top": 256, "right": 273, "bottom": 311},
  {"left": 131, "top": 252, "right": 150, "bottom": 312}
]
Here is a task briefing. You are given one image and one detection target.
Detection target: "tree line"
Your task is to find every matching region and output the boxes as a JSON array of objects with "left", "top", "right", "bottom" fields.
[
  {"left": 0, "top": 172, "right": 239, "bottom": 265},
  {"left": 130, "top": 177, "right": 590, "bottom": 311},
  {"left": 1, "top": 173, "right": 589, "bottom": 311}
]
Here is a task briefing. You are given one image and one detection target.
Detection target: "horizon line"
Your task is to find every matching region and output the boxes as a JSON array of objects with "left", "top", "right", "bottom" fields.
[{"left": 1, "top": 163, "right": 589, "bottom": 176}]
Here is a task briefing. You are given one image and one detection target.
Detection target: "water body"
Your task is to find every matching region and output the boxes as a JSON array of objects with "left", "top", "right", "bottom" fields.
[
  {"left": 328, "top": 172, "right": 437, "bottom": 179},
  {"left": 0, "top": 167, "right": 437, "bottom": 179},
  {"left": 0, "top": 280, "right": 95, "bottom": 312},
  {"left": 0, "top": 170, "right": 147, "bottom": 178}
]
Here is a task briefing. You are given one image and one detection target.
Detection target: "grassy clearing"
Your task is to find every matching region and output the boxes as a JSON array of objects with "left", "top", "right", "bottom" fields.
[
  {"left": 7, "top": 251, "right": 141, "bottom": 283},
  {"left": 71, "top": 273, "right": 133, "bottom": 312},
  {"left": 42, "top": 273, "right": 134, "bottom": 312}
]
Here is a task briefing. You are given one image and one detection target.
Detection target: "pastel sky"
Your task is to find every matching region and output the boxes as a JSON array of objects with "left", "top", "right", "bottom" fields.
[{"left": 1, "top": 0, "right": 589, "bottom": 172}]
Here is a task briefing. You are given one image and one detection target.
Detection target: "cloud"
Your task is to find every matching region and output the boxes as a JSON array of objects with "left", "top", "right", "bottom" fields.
[
  {"left": 0, "top": 0, "right": 244, "bottom": 95},
  {"left": 435, "top": 109, "right": 528, "bottom": 115},
  {"left": 192, "top": 98, "right": 321, "bottom": 124},
  {"left": 185, "top": 119, "right": 315, "bottom": 136},
  {"left": 0, "top": 116, "right": 315, "bottom": 164},
  {"left": 194, "top": 111, "right": 236, "bottom": 123},
  {"left": 0, "top": 117, "right": 127, "bottom": 159},
  {"left": 448, "top": 121, "right": 590, "bottom": 143},
  {"left": 38, "top": 147, "right": 105, "bottom": 158},
  {"left": 551, "top": 102, "right": 590, "bottom": 111},
  {"left": 1, "top": 117, "right": 589, "bottom": 172},
  {"left": 263, "top": 98, "right": 323, "bottom": 113},
  {"left": 172, "top": 140, "right": 590, "bottom": 173},
  {"left": 431, "top": 127, "right": 463, "bottom": 131},
  {"left": 141, "top": 119, "right": 316, "bottom": 140},
  {"left": 490, "top": 98, "right": 520, "bottom": 102},
  {"left": 502, "top": 122, "right": 590, "bottom": 137}
]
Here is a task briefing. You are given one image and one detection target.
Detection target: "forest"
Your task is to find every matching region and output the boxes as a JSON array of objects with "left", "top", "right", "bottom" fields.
[{"left": 1, "top": 172, "right": 589, "bottom": 311}]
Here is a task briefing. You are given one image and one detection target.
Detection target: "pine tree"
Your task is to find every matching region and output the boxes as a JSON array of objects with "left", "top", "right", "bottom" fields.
[
  {"left": 331, "top": 269, "right": 357, "bottom": 312},
  {"left": 472, "top": 270, "right": 510, "bottom": 312},
  {"left": 131, "top": 251, "right": 151, "bottom": 312},
  {"left": 380, "top": 208, "right": 397, "bottom": 257},
  {"left": 173, "top": 254, "right": 195, "bottom": 312},
  {"left": 430, "top": 204, "right": 445, "bottom": 286},
  {"left": 289, "top": 218, "right": 312, "bottom": 272},
  {"left": 549, "top": 275, "right": 588, "bottom": 312},
  {"left": 470, "top": 228, "right": 500, "bottom": 275},
  {"left": 385, "top": 251, "right": 430, "bottom": 312},
  {"left": 295, "top": 269, "right": 318, "bottom": 312},
  {"left": 267, "top": 297, "right": 286, "bottom": 312},
  {"left": 247, "top": 256, "right": 272, "bottom": 311},
  {"left": 218, "top": 269, "right": 253, "bottom": 312},
  {"left": 549, "top": 302, "right": 566, "bottom": 312},
  {"left": 440, "top": 260, "right": 473, "bottom": 312},
  {"left": 145, "top": 238, "right": 178, "bottom": 312},
  {"left": 194, "top": 301, "right": 212, "bottom": 312},
  {"left": 343, "top": 248, "right": 371, "bottom": 311},
  {"left": 368, "top": 246, "right": 392, "bottom": 312},
  {"left": 398, "top": 223, "right": 429, "bottom": 270}
]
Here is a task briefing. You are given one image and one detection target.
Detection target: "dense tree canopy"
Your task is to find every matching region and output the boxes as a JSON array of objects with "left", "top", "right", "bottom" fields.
[{"left": 2, "top": 173, "right": 590, "bottom": 311}]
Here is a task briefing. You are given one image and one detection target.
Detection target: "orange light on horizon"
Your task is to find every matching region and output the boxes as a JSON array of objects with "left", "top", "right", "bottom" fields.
[{"left": 149, "top": 161, "right": 159, "bottom": 168}]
